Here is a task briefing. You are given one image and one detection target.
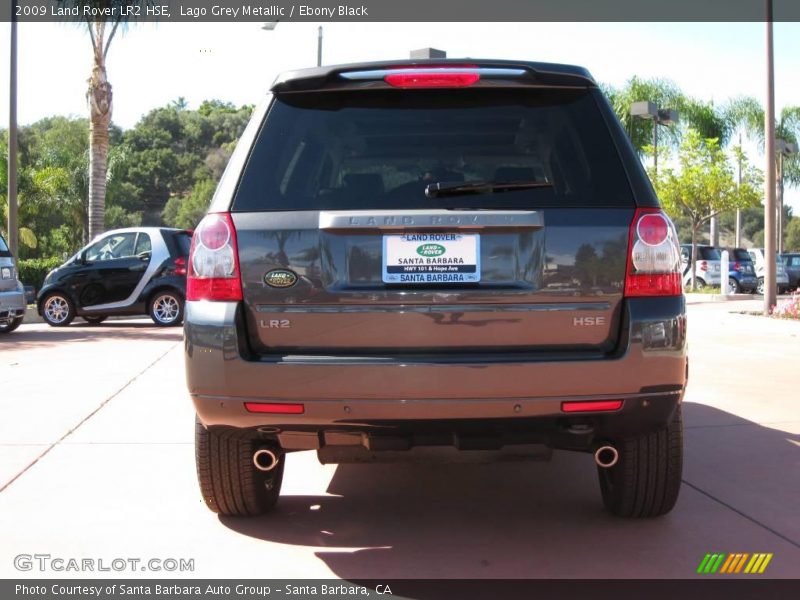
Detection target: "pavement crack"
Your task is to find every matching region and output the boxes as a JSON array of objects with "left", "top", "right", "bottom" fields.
[
  {"left": 0, "top": 343, "right": 180, "bottom": 494},
  {"left": 682, "top": 479, "right": 800, "bottom": 549}
]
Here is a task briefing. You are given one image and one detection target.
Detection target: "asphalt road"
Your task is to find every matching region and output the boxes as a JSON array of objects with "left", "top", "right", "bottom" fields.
[{"left": 1, "top": 302, "right": 799, "bottom": 579}]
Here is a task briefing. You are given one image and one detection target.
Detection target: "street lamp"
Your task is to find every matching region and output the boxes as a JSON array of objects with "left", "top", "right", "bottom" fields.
[
  {"left": 7, "top": 8, "right": 18, "bottom": 257},
  {"left": 775, "top": 138, "right": 798, "bottom": 254},
  {"left": 262, "top": 22, "right": 323, "bottom": 67},
  {"left": 630, "top": 101, "right": 679, "bottom": 180}
]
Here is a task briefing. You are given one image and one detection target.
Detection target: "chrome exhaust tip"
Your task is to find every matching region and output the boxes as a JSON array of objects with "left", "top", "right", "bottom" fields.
[
  {"left": 594, "top": 445, "right": 619, "bottom": 469},
  {"left": 253, "top": 448, "right": 280, "bottom": 472}
]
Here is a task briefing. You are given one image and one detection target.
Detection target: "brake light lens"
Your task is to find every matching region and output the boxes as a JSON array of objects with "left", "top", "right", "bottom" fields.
[
  {"left": 187, "top": 213, "right": 242, "bottom": 301},
  {"left": 561, "top": 400, "right": 623, "bottom": 413},
  {"left": 173, "top": 256, "right": 187, "bottom": 276},
  {"left": 384, "top": 69, "right": 480, "bottom": 88},
  {"left": 699, "top": 260, "right": 708, "bottom": 270},
  {"left": 624, "top": 209, "right": 682, "bottom": 297}
]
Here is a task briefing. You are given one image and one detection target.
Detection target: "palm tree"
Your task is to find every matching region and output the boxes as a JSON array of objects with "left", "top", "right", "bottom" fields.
[
  {"left": 85, "top": 17, "right": 122, "bottom": 241},
  {"left": 723, "top": 97, "right": 800, "bottom": 249}
]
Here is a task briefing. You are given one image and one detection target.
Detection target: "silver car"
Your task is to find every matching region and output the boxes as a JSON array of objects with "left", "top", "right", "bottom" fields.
[
  {"left": 0, "top": 234, "right": 26, "bottom": 334},
  {"left": 747, "top": 248, "right": 790, "bottom": 295},
  {"left": 680, "top": 244, "right": 721, "bottom": 288}
]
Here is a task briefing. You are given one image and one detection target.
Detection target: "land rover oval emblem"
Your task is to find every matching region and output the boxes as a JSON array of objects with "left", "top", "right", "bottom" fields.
[
  {"left": 417, "top": 243, "right": 446, "bottom": 257},
  {"left": 264, "top": 269, "right": 297, "bottom": 288}
]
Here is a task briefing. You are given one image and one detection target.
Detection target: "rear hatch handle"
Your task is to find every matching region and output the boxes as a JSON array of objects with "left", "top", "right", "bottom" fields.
[{"left": 319, "top": 210, "right": 544, "bottom": 231}]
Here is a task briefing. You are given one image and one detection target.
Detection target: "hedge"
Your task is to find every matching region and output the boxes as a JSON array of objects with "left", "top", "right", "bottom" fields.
[{"left": 17, "top": 257, "right": 63, "bottom": 291}]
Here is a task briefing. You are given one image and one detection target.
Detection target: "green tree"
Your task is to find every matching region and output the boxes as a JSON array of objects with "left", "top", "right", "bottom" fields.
[
  {"left": 785, "top": 218, "right": 800, "bottom": 252},
  {"left": 656, "top": 130, "right": 761, "bottom": 289},
  {"left": 162, "top": 178, "right": 216, "bottom": 229}
]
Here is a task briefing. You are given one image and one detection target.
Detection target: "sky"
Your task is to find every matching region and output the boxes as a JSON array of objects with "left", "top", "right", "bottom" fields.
[{"left": 0, "top": 21, "right": 798, "bottom": 210}]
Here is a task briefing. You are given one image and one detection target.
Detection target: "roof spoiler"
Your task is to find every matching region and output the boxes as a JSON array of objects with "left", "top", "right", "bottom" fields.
[{"left": 270, "top": 59, "right": 596, "bottom": 93}]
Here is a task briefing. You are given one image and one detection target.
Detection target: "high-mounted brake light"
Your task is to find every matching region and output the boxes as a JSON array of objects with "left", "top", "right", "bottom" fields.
[
  {"left": 624, "top": 208, "right": 683, "bottom": 297},
  {"left": 384, "top": 69, "right": 480, "bottom": 89},
  {"left": 187, "top": 213, "right": 243, "bottom": 302}
]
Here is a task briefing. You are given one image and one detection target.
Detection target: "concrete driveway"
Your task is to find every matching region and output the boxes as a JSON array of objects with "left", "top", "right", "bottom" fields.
[{"left": 0, "top": 304, "right": 798, "bottom": 579}]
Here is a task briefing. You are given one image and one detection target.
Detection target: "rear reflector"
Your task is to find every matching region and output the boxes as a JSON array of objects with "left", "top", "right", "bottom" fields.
[
  {"left": 385, "top": 70, "right": 480, "bottom": 88},
  {"left": 561, "top": 400, "right": 623, "bottom": 413},
  {"left": 244, "top": 402, "right": 305, "bottom": 415}
]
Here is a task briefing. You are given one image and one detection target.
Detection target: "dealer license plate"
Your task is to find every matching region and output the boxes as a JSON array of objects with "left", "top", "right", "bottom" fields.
[{"left": 382, "top": 233, "right": 480, "bottom": 284}]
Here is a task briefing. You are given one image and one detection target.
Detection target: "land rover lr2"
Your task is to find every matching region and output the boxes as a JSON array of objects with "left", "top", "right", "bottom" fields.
[{"left": 185, "top": 60, "right": 687, "bottom": 518}]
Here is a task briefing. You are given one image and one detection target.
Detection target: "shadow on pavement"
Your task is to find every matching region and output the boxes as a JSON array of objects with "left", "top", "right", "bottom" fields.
[
  {"left": 7, "top": 322, "right": 182, "bottom": 348},
  {"left": 221, "top": 402, "right": 800, "bottom": 580}
]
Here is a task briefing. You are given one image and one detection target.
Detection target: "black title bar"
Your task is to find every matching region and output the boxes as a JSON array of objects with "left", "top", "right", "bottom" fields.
[{"left": 5, "top": 0, "right": 800, "bottom": 23}]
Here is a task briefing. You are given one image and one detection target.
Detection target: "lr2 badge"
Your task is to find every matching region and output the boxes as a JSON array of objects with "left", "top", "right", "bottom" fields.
[{"left": 382, "top": 233, "right": 481, "bottom": 284}]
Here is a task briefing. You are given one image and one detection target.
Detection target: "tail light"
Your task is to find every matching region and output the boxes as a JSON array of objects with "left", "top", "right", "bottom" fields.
[
  {"left": 173, "top": 256, "right": 187, "bottom": 276},
  {"left": 699, "top": 260, "right": 708, "bottom": 270},
  {"left": 733, "top": 261, "right": 741, "bottom": 272},
  {"left": 187, "top": 213, "right": 242, "bottom": 301},
  {"left": 624, "top": 208, "right": 682, "bottom": 297}
]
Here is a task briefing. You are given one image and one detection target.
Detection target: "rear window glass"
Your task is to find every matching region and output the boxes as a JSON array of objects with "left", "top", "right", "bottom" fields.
[
  {"left": 731, "top": 249, "right": 752, "bottom": 261},
  {"left": 0, "top": 235, "right": 9, "bottom": 255},
  {"left": 175, "top": 232, "right": 192, "bottom": 256},
  {"left": 698, "top": 247, "right": 721, "bottom": 260},
  {"left": 233, "top": 88, "right": 633, "bottom": 211}
]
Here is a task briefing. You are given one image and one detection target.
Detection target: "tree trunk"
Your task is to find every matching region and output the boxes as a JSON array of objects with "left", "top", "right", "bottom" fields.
[
  {"left": 86, "top": 22, "right": 113, "bottom": 241},
  {"left": 690, "top": 225, "right": 699, "bottom": 291}
]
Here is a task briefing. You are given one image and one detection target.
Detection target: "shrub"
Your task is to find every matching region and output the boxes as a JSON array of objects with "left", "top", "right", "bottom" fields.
[
  {"left": 770, "top": 291, "right": 800, "bottom": 320},
  {"left": 17, "top": 257, "right": 63, "bottom": 291}
]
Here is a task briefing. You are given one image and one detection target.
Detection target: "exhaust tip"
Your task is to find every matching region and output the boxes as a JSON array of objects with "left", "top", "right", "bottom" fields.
[
  {"left": 253, "top": 448, "right": 279, "bottom": 472},
  {"left": 594, "top": 445, "right": 619, "bottom": 469}
]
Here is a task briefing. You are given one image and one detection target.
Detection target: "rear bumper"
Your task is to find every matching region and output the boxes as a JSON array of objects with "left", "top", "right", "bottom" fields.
[
  {"left": 0, "top": 287, "right": 26, "bottom": 321},
  {"left": 185, "top": 296, "right": 687, "bottom": 449}
]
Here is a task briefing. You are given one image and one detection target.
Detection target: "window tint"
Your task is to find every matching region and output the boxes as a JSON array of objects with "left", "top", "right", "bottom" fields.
[
  {"left": 175, "top": 232, "right": 192, "bottom": 257},
  {"left": 731, "top": 249, "right": 751, "bottom": 261},
  {"left": 698, "top": 247, "right": 721, "bottom": 260},
  {"left": 135, "top": 233, "right": 152, "bottom": 256},
  {"left": 85, "top": 233, "right": 137, "bottom": 262},
  {"left": 233, "top": 88, "right": 633, "bottom": 211},
  {"left": 0, "top": 235, "right": 9, "bottom": 256}
]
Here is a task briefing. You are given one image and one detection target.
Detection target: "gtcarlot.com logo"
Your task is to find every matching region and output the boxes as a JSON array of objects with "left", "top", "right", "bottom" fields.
[
  {"left": 696, "top": 552, "right": 773, "bottom": 574},
  {"left": 14, "top": 554, "right": 195, "bottom": 572}
]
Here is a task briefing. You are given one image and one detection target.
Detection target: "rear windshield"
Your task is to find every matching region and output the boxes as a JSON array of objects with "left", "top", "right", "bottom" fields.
[
  {"left": 175, "top": 232, "right": 192, "bottom": 257},
  {"left": 698, "top": 247, "right": 721, "bottom": 260},
  {"left": 233, "top": 88, "right": 634, "bottom": 211},
  {"left": 0, "top": 235, "right": 10, "bottom": 257},
  {"left": 731, "top": 249, "right": 752, "bottom": 261}
]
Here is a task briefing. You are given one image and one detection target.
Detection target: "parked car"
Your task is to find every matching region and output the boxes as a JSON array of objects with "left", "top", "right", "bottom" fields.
[
  {"left": 680, "top": 244, "right": 721, "bottom": 288},
  {"left": 37, "top": 227, "right": 191, "bottom": 327},
  {"left": 187, "top": 59, "right": 687, "bottom": 519},
  {"left": 720, "top": 247, "right": 758, "bottom": 294},
  {"left": 746, "top": 248, "right": 790, "bottom": 295},
  {"left": 0, "top": 233, "right": 26, "bottom": 334},
  {"left": 779, "top": 253, "right": 800, "bottom": 291}
]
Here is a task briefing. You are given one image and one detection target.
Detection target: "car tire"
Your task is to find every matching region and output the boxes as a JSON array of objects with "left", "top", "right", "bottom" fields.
[
  {"left": 0, "top": 316, "right": 23, "bottom": 333},
  {"left": 195, "top": 417, "right": 284, "bottom": 516},
  {"left": 728, "top": 278, "right": 740, "bottom": 294},
  {"left": 756, "top": 278, "right": 765, "bottom": 295},
  {"left": 149, "top": 290, "right": 184, "bottom": 327},
  {"left": 42, "top": 293, "right": 76, "bottom": 327},
  {"left": 597, "top": 406, "right": 683, "bottom": 518},
  {"left": 83, "top": 315, "right": 107, "bottom": 325}
]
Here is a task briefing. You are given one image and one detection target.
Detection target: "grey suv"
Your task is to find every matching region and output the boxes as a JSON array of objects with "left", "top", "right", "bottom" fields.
[
  {"left": 185, "top": 60, "right": 687, "bottom": 518},
  {"left": 0, "top": 233, "right": 26, "bottom": 333}
]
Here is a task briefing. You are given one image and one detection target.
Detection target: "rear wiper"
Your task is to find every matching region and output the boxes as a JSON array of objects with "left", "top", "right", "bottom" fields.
[{"left": 425, "top": 180, "right": 553, "bottom": 198}]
